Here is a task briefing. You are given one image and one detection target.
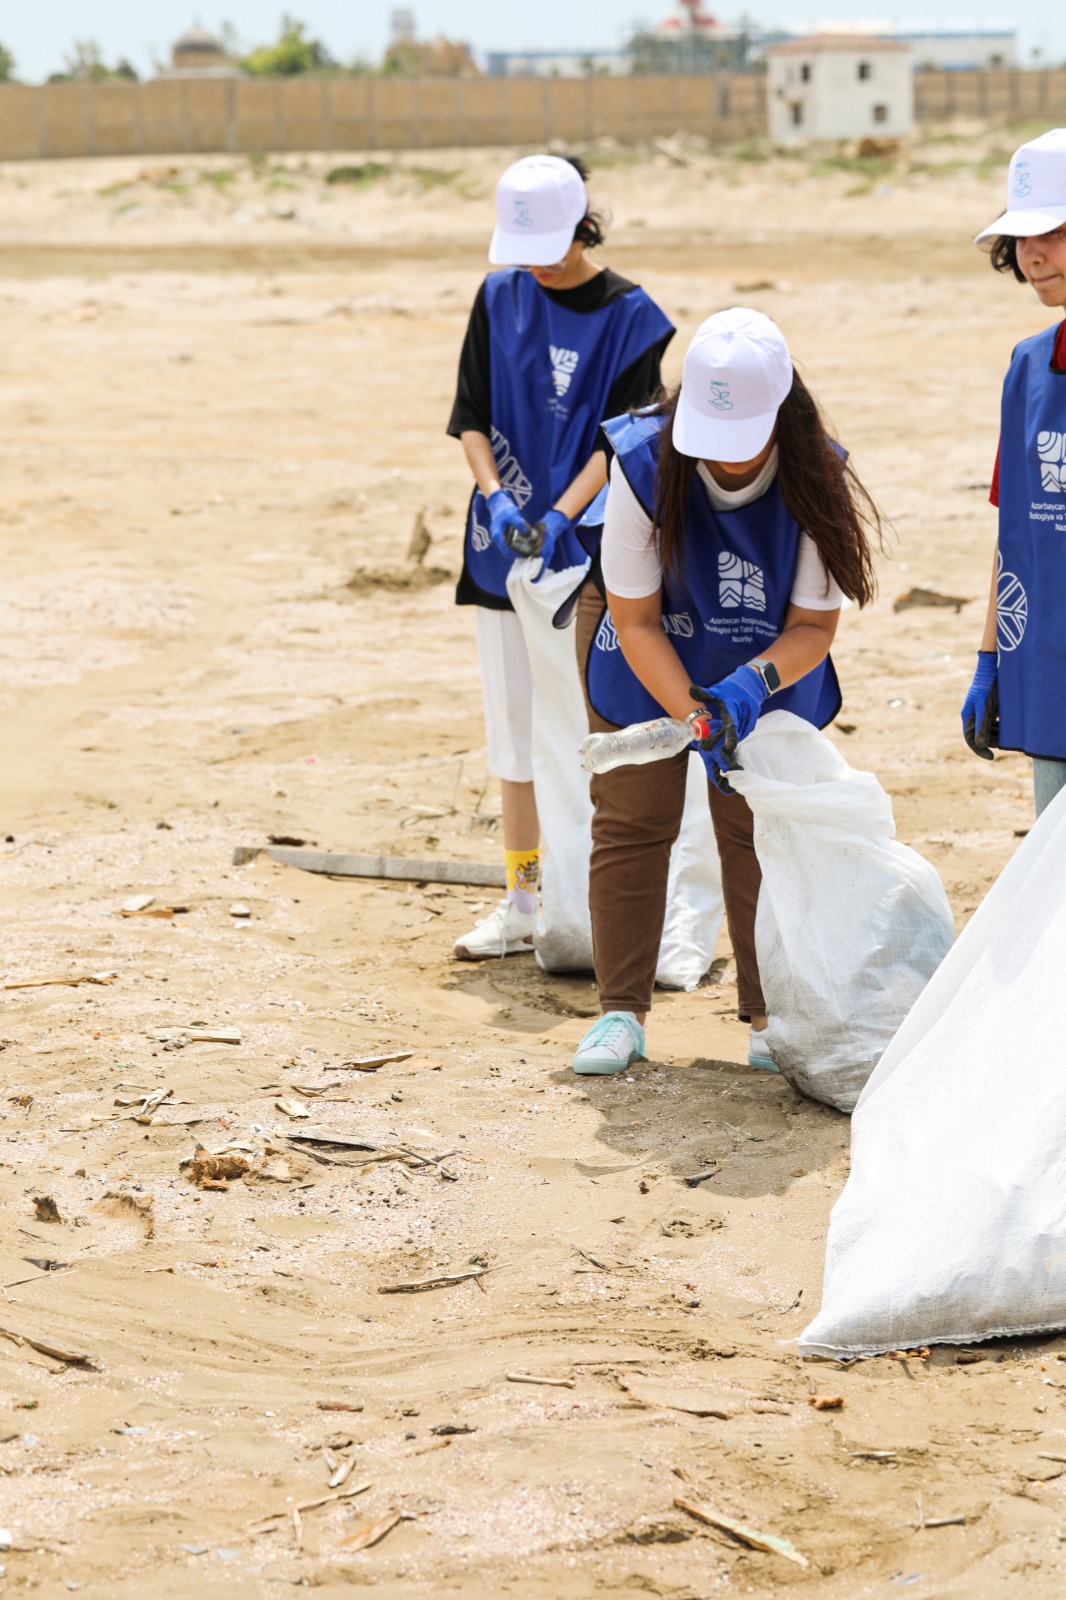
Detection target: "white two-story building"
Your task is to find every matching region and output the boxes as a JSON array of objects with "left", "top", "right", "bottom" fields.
[{"left": 766, "top": 34, "right": 914, "bottom": 143}]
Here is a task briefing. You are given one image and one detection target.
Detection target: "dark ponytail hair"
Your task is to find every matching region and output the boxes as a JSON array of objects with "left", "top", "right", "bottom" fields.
[
  {"left": 988, "top": 234, "right": 1027, "bottom": 282},
  {"left": 648, "top": 371, "right": 882, "bottom": 608},
  {"left": 563, "top": 153, "right": 606, "bottom": 249}
]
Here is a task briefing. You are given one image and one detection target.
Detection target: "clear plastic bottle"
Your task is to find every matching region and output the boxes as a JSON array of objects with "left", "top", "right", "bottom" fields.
[{"left": 579, "top": 714, "right": 711, "bottom": 774}]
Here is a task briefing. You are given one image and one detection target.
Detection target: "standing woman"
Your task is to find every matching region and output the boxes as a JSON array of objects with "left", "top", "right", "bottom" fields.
[
  {"left": 572, "top": 308, "right": 882, "bottom": 1074},
  {"left": 448, "top": 154, "right": 674, "bottom": 960},
  {"left": 963, "top": 130, "right": 1066, "bottom": 814}
]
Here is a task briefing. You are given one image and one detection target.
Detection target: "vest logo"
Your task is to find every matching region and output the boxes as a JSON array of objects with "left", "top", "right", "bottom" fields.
[
  {"left": 549, "top": 346, "right": 580, "bottom": 397},
  {"left": 512, "top": 198, "right": 534, "bottom": 230},
  {"left": 997, "top": 563, "right": 1028, "bottom": 652},
  {"left": 595, "top": 611, "right": 693, "bottom": 651},
  {"left": 719, "top": 551, "right": 766, "bottom": 613},
  {"left": 662, "top": 611, "right": 694, "bottom": 639},
  {"left": 1012, "top": 160, "right": 1032, "bottom": 200},
  {"left": 708, "top": 380, "right": 733, "bottom": 412},
  {"left": 471, "top": 511, "right": 491, "bottom": 553},
  {"left": 595, "top": 612, "right": 619, "bottom": 652},
  {"left": 489, "top": 426, "right": 533, "bottom": 509},
  {"left": 1038, "top": 430, "right": 1066, "bottom": 493}
]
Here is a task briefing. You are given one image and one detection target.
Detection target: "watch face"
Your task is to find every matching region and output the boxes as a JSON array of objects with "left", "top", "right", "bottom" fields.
[{"left": 763, "top": 661, "right": 781, "bottom": 694}]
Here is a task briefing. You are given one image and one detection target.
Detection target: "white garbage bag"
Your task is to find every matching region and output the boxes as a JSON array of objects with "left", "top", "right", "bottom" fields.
[
  {"left": 728, "top": 711, "right": 954, "bottom": 1112},
  {"left": 507, "top": 559, "right": 724, "bottom": 987},
  {"left": 801, "top": 782, "right": 1066, "bottom": 1356}
]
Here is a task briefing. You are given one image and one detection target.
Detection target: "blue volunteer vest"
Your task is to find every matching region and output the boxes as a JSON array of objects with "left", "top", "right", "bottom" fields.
[
  {"left": 996, "top": 323, "right": 1066, "bottom": 759},
  {"left": 585, "top": 414, "right": 841, "bottom": 778},
  {"left": 462, "top": 269, "right": 674, "bottom": 603}
]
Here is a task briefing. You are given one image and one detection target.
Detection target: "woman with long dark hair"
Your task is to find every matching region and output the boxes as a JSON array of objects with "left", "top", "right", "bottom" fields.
[{"left": 571, "top": 307, "right": 882, "bottom": 1074}]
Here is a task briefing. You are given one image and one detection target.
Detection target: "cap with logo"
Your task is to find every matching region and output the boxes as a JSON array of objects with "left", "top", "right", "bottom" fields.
[
  {"left": 975, "top": 128, "right": 1066, "bottom": 243},
  {"left": 672, "top": 307, "right": 794, "bottom": 461},
  {"left": 489, "top": 155, "right": 588, "bottom": 267}
]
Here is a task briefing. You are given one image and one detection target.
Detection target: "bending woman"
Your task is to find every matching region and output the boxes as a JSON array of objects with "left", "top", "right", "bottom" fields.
[
  {"left": 573, "top": 307, "right": 881, "bottom": 1074},
  {"left": 448, "top": 153, "right": 674, "bottom": 960}
]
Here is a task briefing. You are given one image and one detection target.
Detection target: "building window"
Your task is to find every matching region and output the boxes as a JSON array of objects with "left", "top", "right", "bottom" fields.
[
  {"left": 857, "top": 60, "right": 871, "bottom": 80},
  {"left": 790, "top": 102, "right": 804, "bottom": 126},
  {"left": 872, "top": 103, "right": 889, "bottom": 124},
  {"left": 800, "top": 62, "right": 811, "bottom": 81}
]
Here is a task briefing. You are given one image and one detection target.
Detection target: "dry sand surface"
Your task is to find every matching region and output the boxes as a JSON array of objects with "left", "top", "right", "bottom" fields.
[{"left": 1, "top": 133, "right": 1065, "bottom": 1597}]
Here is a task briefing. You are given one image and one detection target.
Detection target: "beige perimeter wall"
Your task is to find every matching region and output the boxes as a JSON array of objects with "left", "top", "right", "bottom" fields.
[{"left": 0, "top": 71, "right": 1065, "bottom": 160}]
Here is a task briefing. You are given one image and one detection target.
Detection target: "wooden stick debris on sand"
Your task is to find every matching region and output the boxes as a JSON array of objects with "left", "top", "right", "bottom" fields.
[
  {"left": 675, "top": 1496, "right": 809, "bottom": 1568},
  {"left": 379, "top": 1267, "right": 491, "bottom": 1295},
  {"left": 247, "top": 1479, "right": 371, "bottom": 1533},
  {"left": 0, "top": 1324, "right": 93, "bottom": 1366},
  {"left": 506, "top": 1372, "right": 575, "bottom": 1389},
  {"left": 4, "top": 970, "right": 117, "bottom": 991},
  {"left": 337, "top": 1052, "right": 413, "bottom": 1071},
  {"left": 340, "top": 1509, "right": 411, "bottom": 1551},
  {"left": 232, "top": 844, "right": 505, "bottom": 888}
]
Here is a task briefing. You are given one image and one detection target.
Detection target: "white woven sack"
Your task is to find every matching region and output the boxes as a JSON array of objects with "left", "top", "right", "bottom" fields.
[
  {"left": 507, "top": 559, "right": 723, "bottom": 986},
  {"left": 801, "top": 781, "right": 1066, "bottom": 1356},
  {"left": 728, "top": 711, "right": 954, "bottom": 1112}
]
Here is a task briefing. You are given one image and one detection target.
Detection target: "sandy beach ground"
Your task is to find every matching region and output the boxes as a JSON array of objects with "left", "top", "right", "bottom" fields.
[{"left": 1, "top": 132, "right": 1065, "bottom": 1597}]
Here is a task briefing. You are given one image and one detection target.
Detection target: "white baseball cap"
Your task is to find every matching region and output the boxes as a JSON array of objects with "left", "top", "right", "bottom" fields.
[
  {"left": 672, "top": 308, "right": 793, "bottom": 461},
  {"left": 489, "top": 155, "right": 588, "bottom": 267},
  {"left": 975, "top": 128, "right": 1066, "bottom": 243}
]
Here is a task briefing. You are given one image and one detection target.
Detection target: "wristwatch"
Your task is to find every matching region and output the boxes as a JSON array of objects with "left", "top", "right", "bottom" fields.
[{"left": 749, "top": 658, "right": 781, "bottom": 695}]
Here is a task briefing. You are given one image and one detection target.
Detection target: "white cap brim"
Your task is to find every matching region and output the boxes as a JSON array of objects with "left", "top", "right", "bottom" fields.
[
  {"left": 974, "top": 205, "right": 1066, "bottom": 243},
  {"left": 672, "top": 397, "right": 778, "bottom": 462},
  {"left": 489, "top": 223, "right": 575, "bottom": 266}
]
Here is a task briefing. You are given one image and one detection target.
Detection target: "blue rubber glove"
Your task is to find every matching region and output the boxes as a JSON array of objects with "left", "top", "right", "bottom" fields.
[
  {"left": 487, "top": 489, "right": 530, "bottom": 558},
  {"left": 530, "top": 508, "right": 572, "bottom": 581},
  {"left": 961, "top": 650, "right": 999, "bottom": 760},
  {"left": 690, "top": 664, "right": 769, "bottom": 790}
]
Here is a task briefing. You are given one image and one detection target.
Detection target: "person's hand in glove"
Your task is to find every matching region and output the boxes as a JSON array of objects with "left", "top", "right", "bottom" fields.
[
  {"left": 530, "top": 508, "right": 572, "bottom": 581},
  {"left": 961, "top": 650, "right": 999, "bottom": 760},
  {"left": 487, "top": 489, "right": 531, "bottom": 557},
  {"left": 690, "top": 664, "right": 769, "bottom": 789}
]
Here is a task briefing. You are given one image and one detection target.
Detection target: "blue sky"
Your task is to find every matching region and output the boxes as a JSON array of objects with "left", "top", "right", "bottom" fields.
[{"left": 3, "top": 3, "right": 1059, "bottom": 81}]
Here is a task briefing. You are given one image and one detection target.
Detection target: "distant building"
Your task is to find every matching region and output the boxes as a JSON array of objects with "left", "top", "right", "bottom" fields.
[
  {"left": 895, "top": 29, "right": 1017, "bottom": 71},
  {"left": 485, "top": 49, "right": 629, "bottom": 78},
  {"left": 631, "top": 0, "right": 749, "bottom": 72},
  {"left": 766, "top": 35, "right": 913, "bottom": 143},
  {"left": 161, "top": 26, "right": 243, "bottom": 78},
  {"left": 766, "top": 22, "right": 1018, "bottom": 73}
]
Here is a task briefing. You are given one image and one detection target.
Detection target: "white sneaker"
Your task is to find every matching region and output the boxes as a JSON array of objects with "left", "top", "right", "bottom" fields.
[{"left": 453, "top": 898, "right": 537, "bottom": 960}]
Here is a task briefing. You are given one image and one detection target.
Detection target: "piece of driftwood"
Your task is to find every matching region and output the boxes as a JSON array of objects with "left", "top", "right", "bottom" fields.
[
  {"left": 231, "top": 844, "right": 505, "bottom": 888},
  {"left": 379, "top": 1267, "right": 490, "bottom": 1295},
  {"left": 675, "top": 1496, "right": 808, "bottom": 1567},
  {"left": 0, "top": 1324, "right": 93, "bottom": 1366}
]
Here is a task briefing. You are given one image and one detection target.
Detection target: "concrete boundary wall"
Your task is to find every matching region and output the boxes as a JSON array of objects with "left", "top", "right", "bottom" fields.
[{"left": 0, "top": 71, "right": 1064, "bottom": 160}]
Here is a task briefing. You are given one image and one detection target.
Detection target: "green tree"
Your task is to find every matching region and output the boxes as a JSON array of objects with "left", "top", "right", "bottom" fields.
[
  {"left": 241, "top": 14, "right": 335, "bottom": 76},
  {"left": 0, "top": 43, "right": 16, "bottom": 81},
  {"left": 54, "top": 38, "right": 138, "bottom": 82}
]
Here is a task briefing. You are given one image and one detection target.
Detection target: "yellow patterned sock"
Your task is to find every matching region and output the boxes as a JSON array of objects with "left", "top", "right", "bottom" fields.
[{"left": 505, "top": 847, "right": 540, "bottom": 914}]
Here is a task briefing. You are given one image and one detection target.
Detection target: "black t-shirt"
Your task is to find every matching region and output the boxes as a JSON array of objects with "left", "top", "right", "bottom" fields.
[{"left": 447, "top": 267, "right": 672, "bottom": 439}]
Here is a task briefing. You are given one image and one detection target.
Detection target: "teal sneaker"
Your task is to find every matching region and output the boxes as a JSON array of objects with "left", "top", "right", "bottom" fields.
[
  {"left": 573, "top": 1011, "right": 646, "bottom": 1076},
  {"left": 748, "top": 1026, "right": 779, "bottom": 1072}
]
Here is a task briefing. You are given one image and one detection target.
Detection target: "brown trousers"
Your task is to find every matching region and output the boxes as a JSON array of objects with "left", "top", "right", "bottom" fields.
[{"left": 576, "top": 583, "right": 765, "bottom": 1021}]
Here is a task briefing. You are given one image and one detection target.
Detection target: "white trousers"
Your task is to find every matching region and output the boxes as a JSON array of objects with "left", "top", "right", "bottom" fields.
[{"left": 475, "top": 607, "right": 534, "bottom": 783}]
